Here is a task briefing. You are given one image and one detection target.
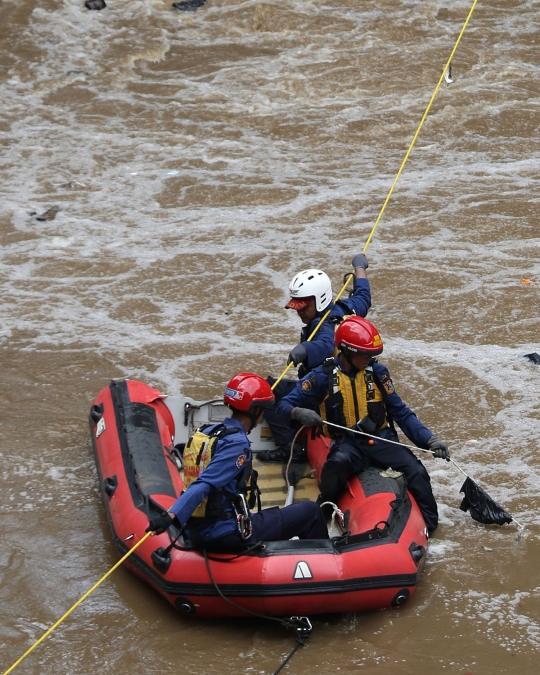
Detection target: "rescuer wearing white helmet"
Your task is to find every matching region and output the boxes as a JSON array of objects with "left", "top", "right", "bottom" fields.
[{"left": 258, "top": 254, "right": 372, "bottom": 464}]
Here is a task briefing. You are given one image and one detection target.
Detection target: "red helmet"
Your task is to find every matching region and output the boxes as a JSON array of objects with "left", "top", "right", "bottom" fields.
[
  {"left": 335, "top": 316, "right": 383, "bottom": 356},
  {"left": 223, "top": 373, "right": 275, "bottom": 412}
]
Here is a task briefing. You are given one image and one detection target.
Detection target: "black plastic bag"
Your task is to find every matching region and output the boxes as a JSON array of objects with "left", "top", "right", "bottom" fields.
[{"left": 459, "top": 477, "right": 513, "bottom": 525}]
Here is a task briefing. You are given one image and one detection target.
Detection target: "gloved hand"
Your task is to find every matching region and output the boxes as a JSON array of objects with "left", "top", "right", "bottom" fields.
[
  {"left": 427, "top": 436, "right": 450, "bottom": 461},
  {"left": 292, "top": 407, "right": 324, "bottom": 427},
  {"left": 288, "top": 344, "right": 308, "bottom": 366},
  {"left": 352, "top": 253, "right": 369, "bottom": 270},
  {"left": 146, "top": 512, "right": 174, "bottom": 535}
]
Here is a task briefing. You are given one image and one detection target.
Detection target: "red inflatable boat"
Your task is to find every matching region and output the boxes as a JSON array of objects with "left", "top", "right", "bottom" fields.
[{"left": 90, "top": 378, "right": 428, "bottom": 618}]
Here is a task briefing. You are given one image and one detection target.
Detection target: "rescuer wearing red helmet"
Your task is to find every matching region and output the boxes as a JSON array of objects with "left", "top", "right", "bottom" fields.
[
  {"left": 275, "top": 317, "right": 450, "bottom": 534},
  {"left": 146, "top": 373, "right": 328, "bottom": 549},
  {"left": 259, "top": 253, "right": 372, "bottom": 464}
]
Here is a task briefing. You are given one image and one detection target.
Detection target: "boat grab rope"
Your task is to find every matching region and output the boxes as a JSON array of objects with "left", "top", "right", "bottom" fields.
[{"left": 273, "top": 0, "right": 480, "bottom": 390}]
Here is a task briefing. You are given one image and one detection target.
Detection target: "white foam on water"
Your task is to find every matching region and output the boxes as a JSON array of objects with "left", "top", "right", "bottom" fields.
[{"left": 2, "top": 1, "right": 540, "bottom": 671}]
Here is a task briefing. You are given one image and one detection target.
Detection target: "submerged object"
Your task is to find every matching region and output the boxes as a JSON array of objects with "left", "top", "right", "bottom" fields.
[
  {"left": 90, "top": 379, "right": 428, "bottom": 619},
  {"left": 172, "top": 0, "right": 206, "bottom": 11},
  {"left": 524, "top": 352, "right": 540, "bottom": 364},
  {"left": 85, "top": 0, "right": 106, "bottom": 9}
]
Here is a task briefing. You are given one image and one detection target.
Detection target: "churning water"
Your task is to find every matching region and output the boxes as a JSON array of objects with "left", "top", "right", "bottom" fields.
[{"left": 1, "top": 0, "right": 540, "bottom": 673}]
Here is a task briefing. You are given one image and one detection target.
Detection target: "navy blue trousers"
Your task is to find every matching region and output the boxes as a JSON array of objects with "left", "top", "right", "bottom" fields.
[
  {"left": 206, "top": 501, "right": 328, "bottom": 551},
  {"left": 263, "top": 378, "right": 297, "bottom": 448},
  {"left": 319, "top": 437, "right": 438, "bottom": 532}
]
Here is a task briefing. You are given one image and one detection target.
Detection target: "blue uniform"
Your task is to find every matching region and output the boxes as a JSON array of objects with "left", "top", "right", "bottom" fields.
[
  {"left": 262, "top": 277, "right": 371, "bottom": 454},
  {"left": 300, "top": 277, "right": 371, "bottom": 373},
  {"left": 276, "top": 358, "right": 439, "bottom": 531},
  {"left": 169, "top": 418, "right": 328, "bottom": 549}
]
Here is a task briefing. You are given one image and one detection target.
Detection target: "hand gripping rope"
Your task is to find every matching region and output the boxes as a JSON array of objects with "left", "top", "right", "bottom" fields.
[
  {"left": 272, "top": 0, "right": 480, "bottom": 393},
  {"left": 323, "top": 420, "right": 525, "bottom": 533},
  {"left": 3, "top": 2, "right": 482, "bottom": 674}
]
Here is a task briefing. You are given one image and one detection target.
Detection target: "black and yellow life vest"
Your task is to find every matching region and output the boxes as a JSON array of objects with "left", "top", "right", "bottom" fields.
[
  {"left": 319, "top": 359, "right": 389, "bottom": 438},
  {"left": 183, "top": 423, "right": 260, "bottom": 520}
]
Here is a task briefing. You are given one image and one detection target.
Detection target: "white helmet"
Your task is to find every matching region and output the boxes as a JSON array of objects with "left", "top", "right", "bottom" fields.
[{"left": 285, "top": 269, "right": 333, "bottom": 313}]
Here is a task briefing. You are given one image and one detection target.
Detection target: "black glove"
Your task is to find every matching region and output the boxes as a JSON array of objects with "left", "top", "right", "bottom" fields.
[
  {"left": 427, "top": 436, "right": 450, "bottom": 461},
  {"left": 292, "top": 407, "right": 324, "bottom": 427},
  {"left": 352, "top": 253, "right": 369, "bottom": 270},
  {"left": 288, "top": 344, "right": 308, "bottom": 366},
  {"left": 146, "top": 512, "right": 174, "bottom": 535}
]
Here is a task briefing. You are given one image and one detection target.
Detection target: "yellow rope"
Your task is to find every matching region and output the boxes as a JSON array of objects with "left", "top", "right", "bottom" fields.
[
  {"left": 4, "top": 4, "right": 480, "bottom": 674},
  {"left": 2, "top": 531, "right": 152, "bottom": 675},
  {"left": 275, "top": 2, "right": 479, "bottom": 387},
  {"left": 362, "top": 0, "right": 480, "bottom": 252}
]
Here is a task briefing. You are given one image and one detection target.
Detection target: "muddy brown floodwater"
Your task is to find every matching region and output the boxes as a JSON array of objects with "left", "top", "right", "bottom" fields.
[{"left": 1, "top": 1, "right": 540, "bottom": 674}]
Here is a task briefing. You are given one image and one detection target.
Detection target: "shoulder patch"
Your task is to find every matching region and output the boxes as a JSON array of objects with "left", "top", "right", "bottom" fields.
[
  {"left": 236, "top": 455, "right": 246, "bottom": 469},
  {"left": 383, "top": 378, "right": 395, "bottom": 394},
  {"left": 301, "top": 379, "right": 313, "bottom": 392}
]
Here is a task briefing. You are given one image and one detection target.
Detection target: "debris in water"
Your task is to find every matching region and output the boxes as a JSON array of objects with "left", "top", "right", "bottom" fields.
[
  {"left": 444, "top": 62, "right": 453, "bottom": 85},
  {"left": 52, "top": 181, "right": 86, "bottom": 189},
  {"left": 172, "top": 0, "right": 206, "bottom": 11},
  {"left": 523, "top": 352, "right": 540, "bottom": 365},
  {"left": 459, "top": 477, "right": 513, "bottom": 526},
  {"left": 436, "top": 7, "right": 451, "bottom": 21},
  {"left": 36, "top": 206, "right": 60, "bottom": 222},
  {"left": 482, "top": 546, "right": 493, "bottom": 552},
  {"left": 85, "top": 0, "right": 106, "bottom": 9}
]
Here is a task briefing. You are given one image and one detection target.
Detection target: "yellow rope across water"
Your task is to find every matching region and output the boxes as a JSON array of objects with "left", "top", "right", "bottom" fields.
[
  {"left": 2, "top": 532, "right": 152, "bottom": 675},
  {"left": 273, "top": 0, "right": 480, "bottom": 391},
  {"left": 362, "top": 0, "right": 480, "bottom": 252},
  {"left": 3, "top": 3, "right": 480, "bottom": 674}
]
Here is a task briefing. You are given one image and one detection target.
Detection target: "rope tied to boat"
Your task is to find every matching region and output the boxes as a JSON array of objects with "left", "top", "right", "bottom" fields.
[
  {"left": 271, "top": 617, "right": 313, "bottom": 675},
  {"left": 2, "top": 531, "right": 152, "bottom": 675},
  {"left": 272, "top": 1, "right": 481, "bottom": 392},
  {"left": 3, "top": 2, "right": 484, "bottom": 674},
  {"left": 202, "top": 549, "right": 313, "bottom": 674},
  {"left": 319, "top": 500, "right": 346, "bottom": 532}
]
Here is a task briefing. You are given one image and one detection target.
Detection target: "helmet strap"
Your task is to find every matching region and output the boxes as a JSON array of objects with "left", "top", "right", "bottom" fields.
[
  {"left": 340, "top": 349, "right": 356, "bottom": 370},
  {"left": 245, "top": 407, "right": 262, "bottom": 434}
]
